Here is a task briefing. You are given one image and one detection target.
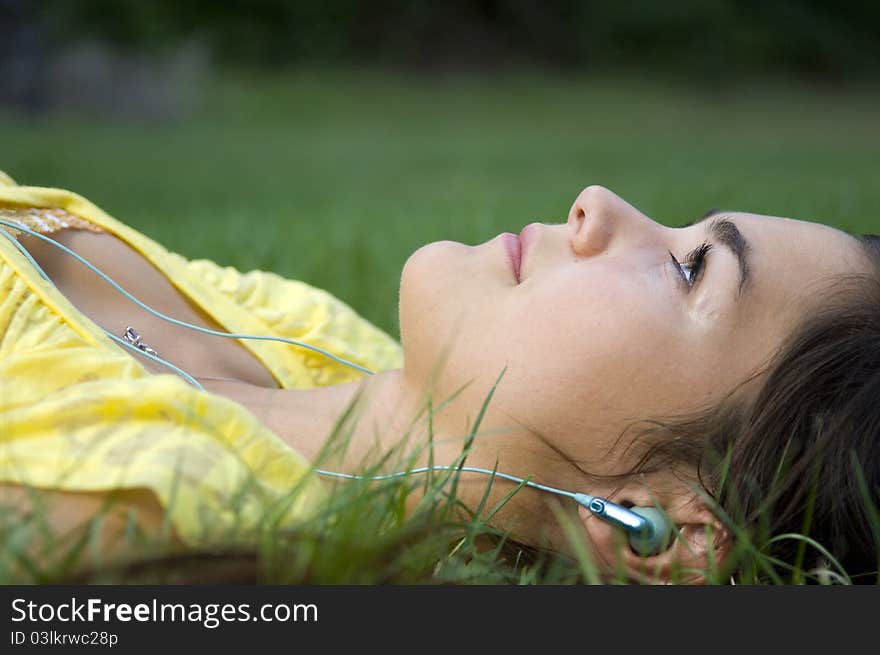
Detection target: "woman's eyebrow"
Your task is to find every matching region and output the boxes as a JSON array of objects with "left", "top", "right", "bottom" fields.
[{"left": 682, "top": 211, "right": 753, "bottom": 299}]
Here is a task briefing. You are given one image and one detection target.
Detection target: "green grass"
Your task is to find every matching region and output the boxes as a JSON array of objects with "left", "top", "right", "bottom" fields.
[
  {"left": 1, "top": 68, "right": 878, "bottom": 584},
  {"left": 3, "top": 366, "right": 871, "bottom": 585},
  {"left": 2, "top": 68, "right": 878, "bottom": 339}
]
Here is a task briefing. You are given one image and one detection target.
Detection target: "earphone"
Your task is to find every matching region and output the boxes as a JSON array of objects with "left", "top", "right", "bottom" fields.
[
  {"left": 0, "top": 218, "right": 674, "bottom": 555},
  {"left": 318, "top": 466, "right": 673, "bottom": 556}
]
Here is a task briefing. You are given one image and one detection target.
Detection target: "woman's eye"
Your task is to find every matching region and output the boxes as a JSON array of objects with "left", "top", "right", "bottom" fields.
[
  {"left": 679, "top": 261, "right": 695, "bottom": 285},
  {"left": 669, "top": 253, "right": 692, "bottom": 287},
  {"left": 669, "top": 242, "right": 712, "bottom": 291}
]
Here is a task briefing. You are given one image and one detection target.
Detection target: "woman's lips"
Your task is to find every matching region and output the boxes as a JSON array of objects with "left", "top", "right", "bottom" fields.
[
  {"left": 501, "top": 232, "right": 521, "bottom": 283},
  {"left": 518, "top": 222, "right": 536, "bottom": 277}
]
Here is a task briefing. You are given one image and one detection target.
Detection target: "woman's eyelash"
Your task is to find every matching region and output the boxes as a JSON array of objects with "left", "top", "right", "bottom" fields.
[{"left": 668, "top": 241, "right": 713, "bottom": 290}]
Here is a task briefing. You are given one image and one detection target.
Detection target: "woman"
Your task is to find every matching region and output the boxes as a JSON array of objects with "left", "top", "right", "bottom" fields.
[{"left": 1, "top": 172, "right": 877, "bottom": 584}]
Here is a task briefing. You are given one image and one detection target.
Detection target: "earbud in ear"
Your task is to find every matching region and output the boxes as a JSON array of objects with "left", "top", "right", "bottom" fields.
[
  {"left": 574, "top": 495, "right": 674, "bottom": 556},
  {"left": 627, "top": 506, "right": 673, "bottom": 556}
]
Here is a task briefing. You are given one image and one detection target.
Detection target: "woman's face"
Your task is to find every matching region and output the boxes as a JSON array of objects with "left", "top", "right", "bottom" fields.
[{"left": 398, "top": 186, "right": 869, "bottom": 482}]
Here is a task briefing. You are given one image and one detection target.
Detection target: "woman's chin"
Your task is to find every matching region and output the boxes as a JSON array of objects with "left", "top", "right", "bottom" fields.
[
  {"left": 406, "top": 239, "right": 464, "bottom": 264},
  {"left": 400, "top": 240, "right": 466, "bottom": 294},
  {"left": 398, "top": 240, "right": 477, "bottom": 379}
]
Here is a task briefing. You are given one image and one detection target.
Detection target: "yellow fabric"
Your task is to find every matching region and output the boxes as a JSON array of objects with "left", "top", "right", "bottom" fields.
[{"left": 0, "top": 173, "right": 404, "bottom": 547}]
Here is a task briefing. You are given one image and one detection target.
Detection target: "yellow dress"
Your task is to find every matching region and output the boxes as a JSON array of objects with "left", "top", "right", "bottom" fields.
[{"left": 0, "top": 170, "right": 404, "bottom": 547}]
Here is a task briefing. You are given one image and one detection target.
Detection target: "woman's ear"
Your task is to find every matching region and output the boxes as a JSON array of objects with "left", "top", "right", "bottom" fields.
[{"left": 577, "top": 483, "right": 730, "bottom": 584}]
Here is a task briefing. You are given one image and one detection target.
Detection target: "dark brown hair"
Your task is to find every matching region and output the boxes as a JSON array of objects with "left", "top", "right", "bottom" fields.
[{"left": 624, "top": 233, "right": 880, "bottom": 582}]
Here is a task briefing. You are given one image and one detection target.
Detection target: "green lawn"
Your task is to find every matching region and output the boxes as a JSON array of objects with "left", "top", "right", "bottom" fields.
[{"left": 2, "top": 69, "right": 878, "bottom": 340}]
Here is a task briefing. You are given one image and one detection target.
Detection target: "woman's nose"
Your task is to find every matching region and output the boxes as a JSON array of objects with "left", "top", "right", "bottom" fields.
[{"left": 566, "top": 185, "right": 656, "bottom": 258}]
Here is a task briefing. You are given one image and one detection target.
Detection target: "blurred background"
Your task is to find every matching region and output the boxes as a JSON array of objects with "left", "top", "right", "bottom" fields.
[{"left": 1, "top": 0, "right": 878, "bottom": 340}]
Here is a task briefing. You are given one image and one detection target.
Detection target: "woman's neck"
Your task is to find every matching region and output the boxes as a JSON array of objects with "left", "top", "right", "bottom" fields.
[
  {"left": 197, "top": 369, "right": 425, "bottom": 469},
  {"left": 197, "top": 370, "right": 580, "bottom": 553}
]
